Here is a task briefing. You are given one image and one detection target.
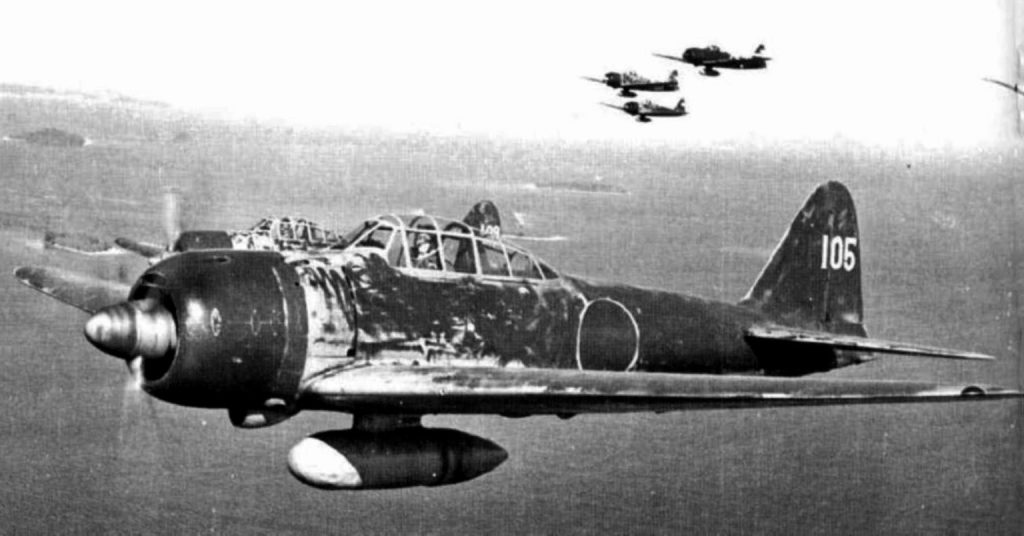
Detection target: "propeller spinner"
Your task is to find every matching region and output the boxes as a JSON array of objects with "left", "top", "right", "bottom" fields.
[{"left": 84, "top": 299, "right": 177, "bottom": 361}]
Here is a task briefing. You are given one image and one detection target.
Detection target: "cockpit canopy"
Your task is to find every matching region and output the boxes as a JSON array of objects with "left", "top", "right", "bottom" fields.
[
  {"left": 341, "top": 214, "right": 559, "bottom": 280},
  {"left": 250, "top": 217, "right": 343, "bottom": 246}
]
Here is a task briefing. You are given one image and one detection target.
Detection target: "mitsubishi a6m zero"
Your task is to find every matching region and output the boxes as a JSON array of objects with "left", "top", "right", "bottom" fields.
[
  {"left": 602, "top": 98, "right": 688, "bottom": 122},
  {"left": 15, "top": 182, "right": 1018, "bottom": 490},
  {"left": 584, "top": 70, "right": 680, "bottom": 97},
  {"left": 46, "top": 191, "right": 346, "bottom": 262},
  {"left": 655, "top": 44, "right": 769, "bottom": 77}
]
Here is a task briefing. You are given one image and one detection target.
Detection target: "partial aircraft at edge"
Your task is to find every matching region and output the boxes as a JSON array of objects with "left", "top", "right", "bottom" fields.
[
  {"left": 603, "top": 98, "right": 688, "bottom": 122},
  {"left": 655, "top": 44, "right": 770, "bottom": 77},
  {"left": 584, "top": 70, "right": 680, "bottom": 97},
  {"left": 14, "top": 181, "right": 1019, "bottom": 490},
  {"left": 982, "top": 77, "right": 1024, "bottom": 96},
  {"left": 48, "top": 191, "right": 347, "bottom": 262}
]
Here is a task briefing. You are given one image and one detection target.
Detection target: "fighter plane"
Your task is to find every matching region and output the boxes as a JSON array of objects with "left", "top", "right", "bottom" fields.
[
  {"left": 46, "top": 192, "right": 347, "bottom": 262},
  {"left": 584, "top": 70, "right": 679, "bottom": 97},
  {"left": 982, "top": 77, "right": 1024, "bottom": 96},
  {"left": 655, "top": 44, "right": 769, "bottom": 77},
  {"left": 602, "top": 98, "right": 687, "bottom": 122},
  {"left": 14, "top": 182, "right": 1018, "bottom": 490},
  {"left": 115, "top": 215, "right": 348, "bottom": 262}
]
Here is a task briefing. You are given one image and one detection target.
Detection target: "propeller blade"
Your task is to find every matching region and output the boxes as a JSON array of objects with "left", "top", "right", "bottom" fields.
[
  {"left": 115, "top": 356, "right": 169, "bottom": 497},
  {"left": 125, "top": 356, "right": 144, "bottom": 392},
  {"left": 163, "top": 189, "right": 182, "bottom": 248},
  {"left": 581, "top": 76, "right": 607, "bottom": 84},
  {"left": 13, "top": 266, "right": 131, "bottom": 314}
]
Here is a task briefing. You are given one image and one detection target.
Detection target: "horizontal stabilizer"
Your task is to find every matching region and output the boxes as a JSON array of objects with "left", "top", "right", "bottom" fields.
[
  {"left": 746, "top": 325, "right": 995, "bottom": 361},
  {"left": 114, "top": 237, "right": 165, "bottom": 259},
  {"left": 299, "top": 365, "right": 1018, "bottom": 416},
  {"left": 13, "top": 266, "right": 130, "bottom": 314}
]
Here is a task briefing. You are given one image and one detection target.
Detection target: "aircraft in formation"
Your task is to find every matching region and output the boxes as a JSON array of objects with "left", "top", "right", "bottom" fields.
[
  {"left": 602, "top": 98, "right": 688, "bottom": 122},
  {"left": 592, "top": 44, "right": 768, "bottom": 121},
  {"left": 584, "top": 70, "right": 679, "bottom": 97},
  {"left": 15, "top": 182, "right": 1018, "bottom": 490},
  {"left": 654, "top": 44, "right": 770, "bottom": 77}
]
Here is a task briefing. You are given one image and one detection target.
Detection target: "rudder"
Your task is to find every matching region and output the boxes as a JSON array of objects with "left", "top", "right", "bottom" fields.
[
  {"left": 463, "top": 200, "right": 502, "bottom": 238},
  {"left": 739, "top": 181, "right": 865, "bottom": 336}
]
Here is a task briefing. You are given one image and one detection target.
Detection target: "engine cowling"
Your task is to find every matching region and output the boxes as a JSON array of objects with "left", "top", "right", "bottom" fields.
[
  {"left": 89, "top": 250, "right": 309, "bottom": 410},
  {"left": 287, "top": 427, "right": 508, "bottom": 490}
]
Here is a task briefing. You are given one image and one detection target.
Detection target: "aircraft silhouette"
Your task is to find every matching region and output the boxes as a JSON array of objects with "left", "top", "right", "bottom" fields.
[
  {"left": 655, "top": 44, "right": 769, "bottom": 77},
  {"left": 584, "top": 70, "right": 679, "bottom": 97},
  {"left": 602, "top": 98, "right": 687, "bottom": 122},
  {"left": 14, "top": 182, "right": 1018, "bottom": 490},
  {"left": 46, "top": 191, "right": 347, "bottom": 262}
]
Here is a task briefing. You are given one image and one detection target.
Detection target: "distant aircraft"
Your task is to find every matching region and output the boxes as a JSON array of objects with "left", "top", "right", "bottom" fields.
[
  {"left": 982, "top": 77, "right": 1024, "bottom": 96},
  {"left": 584, "top": 70, "right": 679, "bottom": 97},
  {"left": 48, "top": 191, "right": 347, "bottom": 262},
  {"left": 115, "top": 215, "right": 348, "bottom": 262},
  {"left": 602, "top": 98, "right": 687, "bottom": 122},
  {"left": 654, "top": 44, "right": 769, "bottom": 77},
  {"left": 14, "top": 182, "right": 1018, "bottom": 490}
]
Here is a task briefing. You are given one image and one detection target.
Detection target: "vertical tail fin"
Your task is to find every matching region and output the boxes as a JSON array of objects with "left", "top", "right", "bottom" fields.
[
  {"left": 739, "top": 181, "right": 865, "bottom": 336},
  {"left": 463, "top": 200, "right": 502, "bottom": 238}
]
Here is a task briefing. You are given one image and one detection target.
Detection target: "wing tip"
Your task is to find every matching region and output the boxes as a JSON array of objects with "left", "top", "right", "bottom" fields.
[{"left": 13, "top": 265, "right": 41, "bottom": 286}]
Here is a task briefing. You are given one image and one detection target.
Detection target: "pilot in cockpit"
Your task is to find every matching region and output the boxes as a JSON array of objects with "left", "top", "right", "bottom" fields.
[{"left": 413, "top": 236, "right": 440, "bottom": 270}]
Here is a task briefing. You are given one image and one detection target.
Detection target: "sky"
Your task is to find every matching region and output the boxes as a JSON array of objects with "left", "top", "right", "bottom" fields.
[{"left": 0, "top": 0, "right": 1018, "bottom": 145}]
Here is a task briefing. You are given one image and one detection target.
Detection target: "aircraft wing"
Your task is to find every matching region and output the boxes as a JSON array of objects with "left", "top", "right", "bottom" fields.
[
  {"left": 982, "top": 78, "right": 1024, "bottom": 95},
  {"left": 702, "top": 58, "right": 743, "bottom": 67},
  {"left": 746, "top": 325, "right": 995, "bottom": 360},
  {"left": 298, "top": 365, "right": 1018, "bottom": 416},
  {"left": 13, "top": 266, "right": 130, "bottom": 314},
  {"left": 652, "top": 53, "right": 683, "bottom": 62},
  {"left": 114, "top": 237, "right": 165, "bottom": 259},
  {"left": 600, "top": 102, "right": 626, "bottom": 111}
]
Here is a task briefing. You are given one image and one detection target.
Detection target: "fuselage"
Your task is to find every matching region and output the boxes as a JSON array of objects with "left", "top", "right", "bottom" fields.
[
  {"left": 125, "top": 210, "right": 863, "bottom": 412},
  {"left": 682, "top": 47, "right": 768, "bottom": 70},
  {"left": 290, "top": 214, "right": 767, "bottom": 377},
  {"left": 621, "top": 101, "right": 685, "bottom": 118}
]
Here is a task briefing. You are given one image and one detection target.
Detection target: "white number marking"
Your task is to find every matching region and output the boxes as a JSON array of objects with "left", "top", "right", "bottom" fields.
[{"left": 820, "top": 235, "right": 857, "bottom": 271}]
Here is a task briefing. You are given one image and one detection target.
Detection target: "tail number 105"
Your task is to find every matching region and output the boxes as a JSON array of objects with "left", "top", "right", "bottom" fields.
[{"left": 820, "top": 235, "right": 857, "bottom": 271}]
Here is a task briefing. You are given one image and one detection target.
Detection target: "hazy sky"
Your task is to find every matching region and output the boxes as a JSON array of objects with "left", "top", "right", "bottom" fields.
[{"left": 0, "top": 0, "right": 1017, "bottom": 145}]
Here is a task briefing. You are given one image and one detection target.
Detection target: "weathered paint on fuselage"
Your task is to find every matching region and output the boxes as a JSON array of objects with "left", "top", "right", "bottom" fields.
[
  {"left": 288, "top": 248, "right": 770, "bottom": 378},
  {"left": 567, "top": 277, "right": 765, "bottom": 374}
]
